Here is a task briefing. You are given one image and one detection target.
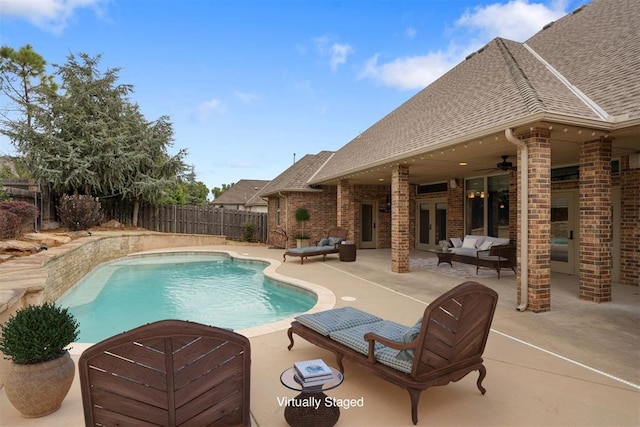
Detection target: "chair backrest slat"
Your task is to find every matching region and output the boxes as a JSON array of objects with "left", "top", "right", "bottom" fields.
[
  {"left": 80, "top": 319, "right": 251, "bottom": 427},
  {"left": 413, "top": 281, "right": 498, "bottom": 378}
]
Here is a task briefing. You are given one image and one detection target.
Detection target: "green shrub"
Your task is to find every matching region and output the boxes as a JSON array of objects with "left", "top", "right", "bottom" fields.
[
  {"left": 0, "top": 303, "right": 80, "bottom": 365},
  {"left": 57, "top": 194, "right": 104, "bottom": 231},
  {"left": 242, "top": 221, "right": 255, "bottom": 242}
]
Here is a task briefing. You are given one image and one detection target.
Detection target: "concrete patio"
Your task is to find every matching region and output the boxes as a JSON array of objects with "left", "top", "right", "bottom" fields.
[{"left": 1, "top": 244, "right": 638, "bottom": 426}]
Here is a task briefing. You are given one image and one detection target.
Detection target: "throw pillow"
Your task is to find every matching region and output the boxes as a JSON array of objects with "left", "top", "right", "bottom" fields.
[
  {"left": 318, "top": 238, "right": 330, "bottom": 246},
  {"left": 396, "top": 319, "right": 422, "bottom": 361},
  {"left": 462, "top": 237, "right": 478, "bottom": 249},
  {"left": 450, "top": 237, "right": 463, "bottom": 248},
  {"left": 328, "top": 237, "right": 342, "bottom": 245},
  {"left": 478, "top": 240, "right": 493, "bottom": 251}
]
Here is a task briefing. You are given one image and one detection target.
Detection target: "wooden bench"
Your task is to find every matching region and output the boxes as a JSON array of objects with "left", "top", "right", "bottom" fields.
[{"left": 287, "top": 281, "right": 498, "bottom": 425}]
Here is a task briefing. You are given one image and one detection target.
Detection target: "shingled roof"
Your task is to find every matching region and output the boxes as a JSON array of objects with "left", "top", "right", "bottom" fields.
[
  {"left": 213, "top": 179, "right": 269, "bottom": 206},
  {"left": 310, "top": 0, "right": 639, "bottom": 184},
  {"left": 257, "top": 151, "right": 334, "bottom": 197}
]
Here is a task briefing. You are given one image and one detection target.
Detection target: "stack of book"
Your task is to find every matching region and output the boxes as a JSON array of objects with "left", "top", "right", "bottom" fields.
[{"left": 293, "top": 358, "right": 333, "bottom": 387}]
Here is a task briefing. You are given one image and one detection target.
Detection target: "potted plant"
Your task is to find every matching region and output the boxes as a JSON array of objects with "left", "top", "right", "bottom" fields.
[
  {"left": 0, "top": 302, "right": 79, "bottom": 418},
  {"left": 294, "top": 207, "right": 311, "bottom": 247}
]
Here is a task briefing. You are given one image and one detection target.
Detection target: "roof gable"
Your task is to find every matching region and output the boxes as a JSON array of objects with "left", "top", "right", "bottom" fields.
[
  {"left": 526, "top": 0, "right": 640, "bottom": 119},
  {"left": 258, "top": 151, "right": 334, "bottom": 197},
  {"left": 213, "top": 179, "right": 269, "bottom": 205}
]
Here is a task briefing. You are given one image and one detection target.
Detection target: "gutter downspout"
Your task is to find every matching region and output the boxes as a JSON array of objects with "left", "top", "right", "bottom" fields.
[
  {"left": 278, "top": 191, "right": 289, "bottom": 245},
  {"left": 505, "top": 128, "right": 528, "bottom": 311}
]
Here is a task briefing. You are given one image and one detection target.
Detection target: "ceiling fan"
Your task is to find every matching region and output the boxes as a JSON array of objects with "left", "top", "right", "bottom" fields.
[{"left": 475, "top": 155, "right": 517, "bottom": 172}]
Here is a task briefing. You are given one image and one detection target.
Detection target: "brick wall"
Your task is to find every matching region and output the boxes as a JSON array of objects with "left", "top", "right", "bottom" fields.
[
  {"left": 620, "top": 155, "right": 640, "bottom": 286},
  {"left": 266, "top": 187, "right": 338, "bottom": 248}
]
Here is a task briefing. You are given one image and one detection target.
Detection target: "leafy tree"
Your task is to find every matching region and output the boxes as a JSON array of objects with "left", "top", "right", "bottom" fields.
[
  {"left": 2, "top": 52, "right": 188, "bottom": 226},
  {"left": 0, "top": 44, "right": 56, "bottom": 129},
  {"left": 212, "top": 182, "right": 234, "bottom": 199}
]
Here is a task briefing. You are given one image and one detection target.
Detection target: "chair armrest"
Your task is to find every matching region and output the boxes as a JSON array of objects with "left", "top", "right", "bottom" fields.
[{"left": 364, "top": 332, "right": 416, "bottom": 363}]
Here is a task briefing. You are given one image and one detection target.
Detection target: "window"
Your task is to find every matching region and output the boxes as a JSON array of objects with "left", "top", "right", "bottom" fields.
[
  {"left": 488, "top": 175, "right": 509, "bottom": 238},
  {"left": 465, "top": 178, "right": 485, "bottom": 235},
  {"left": 465, "top": 175, "right": 510, "bottom": 238}
]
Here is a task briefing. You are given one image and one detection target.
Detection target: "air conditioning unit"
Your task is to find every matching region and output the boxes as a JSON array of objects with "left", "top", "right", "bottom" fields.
[{"left": 630, "top": 153, "right": 640, "bottom": 169}]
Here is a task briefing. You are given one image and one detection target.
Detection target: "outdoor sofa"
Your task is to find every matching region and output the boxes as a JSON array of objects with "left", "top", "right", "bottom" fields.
[
  {"left": 287, "top": 281, "right": 498, "bottom": 424},
  {"left": 449, "top": 235, "right": 516, "bottom": 278}
]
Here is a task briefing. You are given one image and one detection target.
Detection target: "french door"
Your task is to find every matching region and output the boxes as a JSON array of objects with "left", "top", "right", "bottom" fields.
[
  {"left": 550, "top": 190, "right": 578, "bottom": 274},
  {"left": 360, "top": 201, "right": 377, "bottom": 249},
  {"left": 416, "top": 199, "right": 447, "bottom": 251}
]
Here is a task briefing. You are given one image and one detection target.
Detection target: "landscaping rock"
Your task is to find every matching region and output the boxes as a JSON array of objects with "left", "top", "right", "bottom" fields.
[
  {"left": 0, "top": 240, "right": 42, "bottom": 254},
  {"left": 21, "top": 233, "right": 72, "bottom": 248}
]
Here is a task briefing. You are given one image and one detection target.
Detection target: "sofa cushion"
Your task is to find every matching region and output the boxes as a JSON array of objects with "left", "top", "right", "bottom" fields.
[
  {"left": 450, "top": 247, "right": 477, "bottom": 258},
  {"left": 478, "top": 240, "right": 493, "bottom": 251},
  {"left": 295, "top": 307, "right": 382, "bottom": 336},
  {"left": 462, "top": 237, "right": 478, "bottom": 248},
  {"left": 328, "top": 237, "right": 343, "bottom": 245},
  {"left": 329, "top": 320, "right": 408, "bottom": 355},
  {"left": 450, "top": 237, "right": 463, "bottom": 248},
  {"left": 318, "top": 238, "right": 331, "bottom": 246},
  {"left": 484, "top": 236, "right": 509, "bottom": 246}
]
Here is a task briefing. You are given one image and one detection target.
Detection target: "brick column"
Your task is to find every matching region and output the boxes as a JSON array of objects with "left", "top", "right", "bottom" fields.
[
  {"left": 337, "top": 180, "right": 354, "bottom": 234},
  {"left": 579, "top": 138, "right": 612, "bottom": 301},
  {"left": 619, "top": 155, "right": 639, "bottom": 286},
  {"left": 524, "top": 129, "right": 551, "bottom": 312},
  {"left": 447, "top": 178, "right": 464, "bottom": 238},
  {"left": 391, "top": 165, "right": 410, "bottom": 273}
]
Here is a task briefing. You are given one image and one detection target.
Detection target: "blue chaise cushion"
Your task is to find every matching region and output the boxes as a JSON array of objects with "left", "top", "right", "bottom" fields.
[{"left": 295, "top": 306, "right": 382, "bottom": 336}]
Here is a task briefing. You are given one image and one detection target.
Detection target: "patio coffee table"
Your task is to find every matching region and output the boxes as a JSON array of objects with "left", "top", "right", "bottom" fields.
[
  {"left": 280, "top": 366, "right": 343, "bottom": 427},
  {"left": 426, "top": 248, "right": 454, "bottom": 266}
]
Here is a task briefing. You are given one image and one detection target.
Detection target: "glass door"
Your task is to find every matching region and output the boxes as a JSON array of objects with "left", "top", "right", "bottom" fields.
[
  {"left": 360, "top": 201, "right": 377, "bottom": 249},
  {"left": 416, "top": 199, "right": 447, "bottom": 250},
  {"left": 550, "top": 191, "right": 577, "bottom": 274}
]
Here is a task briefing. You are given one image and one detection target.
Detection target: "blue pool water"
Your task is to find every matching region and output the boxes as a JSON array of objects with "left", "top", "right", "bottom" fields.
[{"left": 58, "top": 253, "right": 316, "bottom": 342}]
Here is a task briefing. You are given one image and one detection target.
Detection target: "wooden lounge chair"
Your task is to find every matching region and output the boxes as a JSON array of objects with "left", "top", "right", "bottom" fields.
[
  {"left": 287, "top": 281, "right": 498, "bottom": 425},
  {"left": 283, "top": 227, "right": 348, "bottom": 265},
  {"left": 79, "top": 319, "right": 251, "bottom": 427}
]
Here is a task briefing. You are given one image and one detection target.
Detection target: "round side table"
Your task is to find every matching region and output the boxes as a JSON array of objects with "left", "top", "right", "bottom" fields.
[
  {"left": 280, "top": 366, "right": 343, "bottom": 427},
  {"left": 339, "top": 241, "right": 357, "bottom": 262}
]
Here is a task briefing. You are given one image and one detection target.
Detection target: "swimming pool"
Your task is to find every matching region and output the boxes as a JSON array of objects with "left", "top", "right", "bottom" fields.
[{"left": 58, "top": 252, "right": 317, "bottom": 342}]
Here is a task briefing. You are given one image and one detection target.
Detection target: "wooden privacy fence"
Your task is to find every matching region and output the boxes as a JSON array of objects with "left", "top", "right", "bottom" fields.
[{"left": 137, "top": 205, "right": 268, "bottom": 242}]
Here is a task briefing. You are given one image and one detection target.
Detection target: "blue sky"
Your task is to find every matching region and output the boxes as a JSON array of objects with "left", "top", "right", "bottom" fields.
[{"left": 0, "top": 0, "right": 589, "bottom": 195}]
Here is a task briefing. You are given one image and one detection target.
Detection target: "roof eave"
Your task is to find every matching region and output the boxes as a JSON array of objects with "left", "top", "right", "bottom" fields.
[{"left": 309, "top": 112, "right": 618, "bottom": 184}]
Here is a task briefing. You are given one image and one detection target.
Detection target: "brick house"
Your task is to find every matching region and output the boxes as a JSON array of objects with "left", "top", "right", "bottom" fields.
[
  {"left": 260, "top": 0, "right": 639, "bottom": 312},
  {"left": 212, "top": 179, "right": 269, "bottom": 212}
]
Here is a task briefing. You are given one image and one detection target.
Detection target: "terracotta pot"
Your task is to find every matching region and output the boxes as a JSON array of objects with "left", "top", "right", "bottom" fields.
[{"left": 4, "top": 351, "right": 75, "bottom": 418}]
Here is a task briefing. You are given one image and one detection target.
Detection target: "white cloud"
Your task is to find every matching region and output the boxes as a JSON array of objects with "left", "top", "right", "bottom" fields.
[
  {"left": 456, "top": 0, "right": 567, "bottom": 41},
  {"left": 0, "top": 0, "right": 105, "bottom": 33},
  {"left": 329, "top": 42, "right": 354, "bottom": 72},
  {"left": 314, "top": 35, "right": 354, "bottom": 71},
  {"left": 359, "top": 52, "right": 456, "bottom": 91},
  {"left": 196, "top": 99, "right": 225, "bottom": 121},
  {"left": 360, "top": 0, "right": 571, "bottom": 91},
  {"left": 234, "top": 91, "right": 259, "bottom": 104}
]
